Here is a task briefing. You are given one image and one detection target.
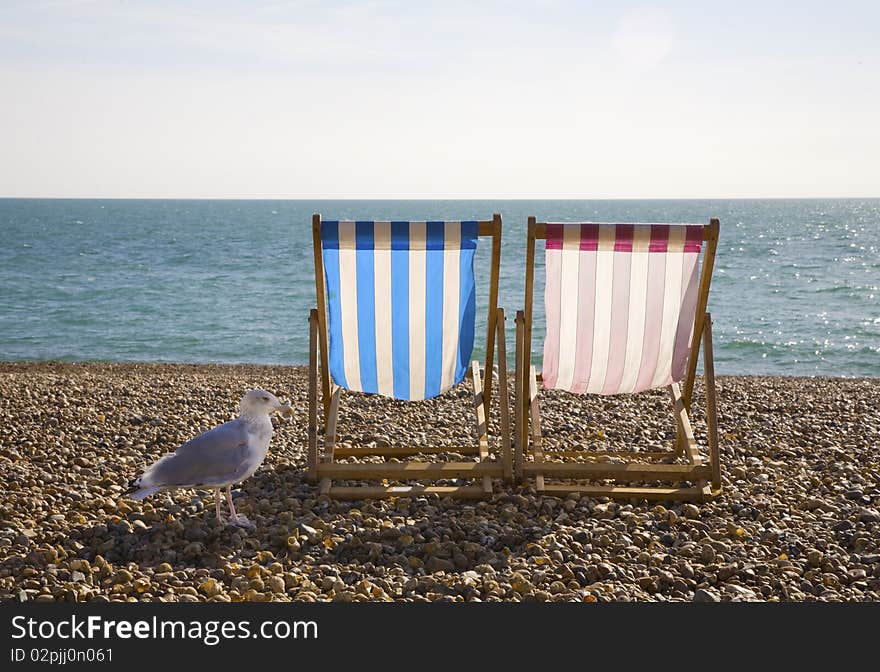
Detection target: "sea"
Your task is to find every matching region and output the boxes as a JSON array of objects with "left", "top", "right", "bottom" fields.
[{"left": 1, "top": 198, "right": 878, "bottom": 377}]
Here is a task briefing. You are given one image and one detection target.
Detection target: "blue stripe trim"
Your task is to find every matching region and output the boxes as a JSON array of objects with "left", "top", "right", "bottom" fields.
[
  {"left": 390, "top": 221, "right": 410, "bottom": 400},
  {"left": 321, "top": 220, "right": 347, "bottom": 389},
  {"left": 460, "top": 221, "right": 479, "bottom": 251},
  {"left": 424, "top": 221, "right": 445, "bottom": 398},
  {"left": 354, "top": 221, "right": 378, "bottom": 394},
  {"left": 455, "top": 221, "right": 478, "bottom": 385}
]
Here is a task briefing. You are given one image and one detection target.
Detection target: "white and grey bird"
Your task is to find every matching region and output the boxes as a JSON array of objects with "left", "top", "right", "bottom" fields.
[{"left": 128, "top": 389, "right": 292, "bottom": 528}]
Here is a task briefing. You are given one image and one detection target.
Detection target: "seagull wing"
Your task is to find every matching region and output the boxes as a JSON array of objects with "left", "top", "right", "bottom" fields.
[{"left": 131, "top": 419, "right": 254, "bottom": 496}]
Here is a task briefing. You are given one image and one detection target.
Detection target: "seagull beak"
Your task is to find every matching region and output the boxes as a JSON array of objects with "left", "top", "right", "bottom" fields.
[{"left": 276, "top": 402, "right": 293, "bottom": 418}]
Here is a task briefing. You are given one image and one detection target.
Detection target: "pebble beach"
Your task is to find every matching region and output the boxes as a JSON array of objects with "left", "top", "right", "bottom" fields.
[{"left": 1, "top": 362, "right": 878, "bottom": 603}]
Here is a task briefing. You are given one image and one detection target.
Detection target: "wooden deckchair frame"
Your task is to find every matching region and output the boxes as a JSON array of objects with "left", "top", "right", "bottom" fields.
[
  {"left": 308, "top": 213, "right": 511, "bottom": 499},
  {"left": 515, "top": 217, "right": 721, "bottom": 501}
]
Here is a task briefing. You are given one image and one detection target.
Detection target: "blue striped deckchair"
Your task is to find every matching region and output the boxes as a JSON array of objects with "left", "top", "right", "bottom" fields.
[{"left": 308, "top": 213, "right": 511, "bottom": 499}]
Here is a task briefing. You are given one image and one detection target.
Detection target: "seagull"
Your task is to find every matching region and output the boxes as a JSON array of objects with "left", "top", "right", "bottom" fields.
[{"left": 128, "top": 389, "right": 292, "bottom": 528}]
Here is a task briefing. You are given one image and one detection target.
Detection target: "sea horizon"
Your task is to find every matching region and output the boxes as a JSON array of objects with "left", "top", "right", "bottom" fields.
[
  {"left": 2, "top": 197, "right": 878, "bottom": 377},
  {"left": 3, "top": 196, "right": 879, "bottom": 201}
]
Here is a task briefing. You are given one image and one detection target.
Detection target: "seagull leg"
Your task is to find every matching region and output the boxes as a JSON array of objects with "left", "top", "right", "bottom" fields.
[
  {"left": 226, "top": 485, "right": 254, "bottom": 529},
  {"left": 214, "top": 488, "right": 225, "bottom": 525}
]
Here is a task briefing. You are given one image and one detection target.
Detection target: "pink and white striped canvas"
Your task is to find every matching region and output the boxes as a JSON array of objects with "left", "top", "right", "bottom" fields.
[{"left": 542, "top": 223, "right": 704, "bottom": 395}]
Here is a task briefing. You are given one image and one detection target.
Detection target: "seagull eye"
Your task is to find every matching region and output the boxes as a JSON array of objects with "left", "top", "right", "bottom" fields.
[{"left": 262, "top": 396, "right": 270, "bottom": 402}]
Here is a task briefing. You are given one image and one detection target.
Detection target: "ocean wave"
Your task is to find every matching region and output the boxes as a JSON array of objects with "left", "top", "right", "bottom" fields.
[{"left": 3, "top": 198, "right": 879, "bottom": 376}]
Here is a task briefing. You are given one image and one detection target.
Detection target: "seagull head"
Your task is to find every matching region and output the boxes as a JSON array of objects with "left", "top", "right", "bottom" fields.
[{"left": 239, "top": 389, "right": 292, "bottom": 417}]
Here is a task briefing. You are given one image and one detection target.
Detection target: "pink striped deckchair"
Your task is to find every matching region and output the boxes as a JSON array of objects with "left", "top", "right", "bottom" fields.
[{"left": 515, "top": 218, "right": 721, "bottom": 501}]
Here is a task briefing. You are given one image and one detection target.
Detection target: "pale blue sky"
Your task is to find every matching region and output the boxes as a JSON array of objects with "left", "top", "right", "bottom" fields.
[{"left": 2, "top": 1, "right": 878, "bottom": 198}]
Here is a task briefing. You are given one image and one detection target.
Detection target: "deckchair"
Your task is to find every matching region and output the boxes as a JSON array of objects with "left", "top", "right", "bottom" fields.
[
  {"left": 515, "top": 218, "right": 721, "bottom": 501},
  {"left": 308, "top": 213, "right": 511, "bottom": 499}
]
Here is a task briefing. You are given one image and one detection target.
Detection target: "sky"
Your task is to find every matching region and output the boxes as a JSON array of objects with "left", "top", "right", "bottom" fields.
[{"left": 1, "top": 0, "right": 879, "bottom": 199}]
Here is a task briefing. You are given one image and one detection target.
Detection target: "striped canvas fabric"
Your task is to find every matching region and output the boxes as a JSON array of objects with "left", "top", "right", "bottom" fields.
[
  {"left": 542, "top": 223, "right": 704, "bottom": 395},
  {"left": 321, "top": 220, "right": 478, "bottom": 401}
]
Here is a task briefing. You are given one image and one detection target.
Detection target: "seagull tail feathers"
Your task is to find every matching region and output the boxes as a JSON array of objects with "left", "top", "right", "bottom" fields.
[
  {"left": 128, "top": 485, "right": 163, "bottom": 500},
  {"left": 128, "top": 454, "right": 174, "bottom": 500}
]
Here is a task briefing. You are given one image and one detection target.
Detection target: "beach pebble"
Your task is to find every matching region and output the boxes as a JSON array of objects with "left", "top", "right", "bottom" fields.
[
  {"left": 700, "top": 545, "right": 717, "bottom": 564},
  {"left": 267, "top": 576, "right": 286, "bottom": 594},
  {"left": 682, "top": 504, "right": 700, "bottom": 519},
  {"left": 199, "top": 579, "right": 221, "bottom": 598},
  {"left": 113, "top": 569, "right": 133, "bottom": 584},
  {"left": 718, "top": 563, "right": 738, "bottom": 581},
  {"left": 1, "top": 363, "right": 877, "bottom": 604},
  {"left": 693, "top": 588, "right": 721, "bottom": 603}
]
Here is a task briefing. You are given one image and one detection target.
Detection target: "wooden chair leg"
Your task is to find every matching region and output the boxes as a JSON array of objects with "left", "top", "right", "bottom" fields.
[
  {"left": 308, "top": 309, "right": 319, "bottom": 483},
  {"left": 471, "top": 361, "right": 488, "bottom": 452},
  {"left": 471, "top": 361, "right": 493, "bottom": 495},
  {"left": 324, "top": 385, "right": 341, "bottom": 464},
  {"left": 669, "top": 382, "right": 711, "bottom": 498},
  {"left": 317, "top": 385, "right": 341, "bottom": 497},
  {"left": 514, "top": 310, "right": 525, "bottom": 482},
  {"left": 702, "top": 312, "right": 721, "bottom": 491},
  {"left": 495, "top": 308, "right": 513, "bottom": 482},
  {"left": 529, "top": 365, "right": 545, "bottom": 493},
  {"left": 668, "top": 383, "right": 701, "bottom": 466}
]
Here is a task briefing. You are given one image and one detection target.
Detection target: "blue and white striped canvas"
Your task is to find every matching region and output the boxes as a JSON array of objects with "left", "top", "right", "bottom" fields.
[{"left": 321, "top": 220, "right": 478, "bottom": 401}]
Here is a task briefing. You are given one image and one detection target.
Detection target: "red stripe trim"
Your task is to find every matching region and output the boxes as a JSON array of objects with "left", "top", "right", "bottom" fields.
[
  {"left": 580, "top": 223, "right": 599, "bottom": 250},
  {"left": 545, "top": 223, "right": 564, "bottom": 250},
  {"left": 649, "top": 224, "right": 668, "bottom": 253},
  {"left": 684, "top": 225, "right": 703, "bottom": 252},
  {"left": 544, "top": 223, "right": 703, "bottom": 252},
  {"left": 614, "top": 224, "right": 634, "bottom": 251}
]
